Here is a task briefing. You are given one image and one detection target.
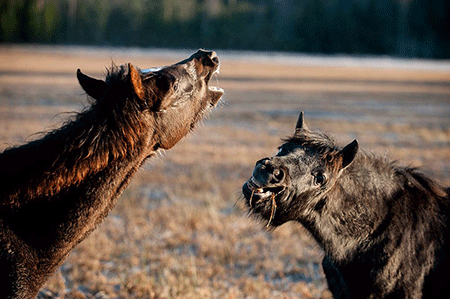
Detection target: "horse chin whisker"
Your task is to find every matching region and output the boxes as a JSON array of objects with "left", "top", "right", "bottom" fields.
[{"left": 266, "top": 193, "right": 277, "bottom": 227}]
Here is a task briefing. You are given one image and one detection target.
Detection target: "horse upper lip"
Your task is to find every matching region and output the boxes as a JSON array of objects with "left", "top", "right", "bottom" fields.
[
  {"left": 248, "top": 178, "right": 264, "bottom": 192},
  {"left": 246, "top": 178, "right": 285, "bottom": 195}
]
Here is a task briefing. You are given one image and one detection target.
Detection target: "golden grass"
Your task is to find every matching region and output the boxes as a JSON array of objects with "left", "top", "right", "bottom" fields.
[{"left": 1, "top": 46, "right": 449, "bottom": 298}]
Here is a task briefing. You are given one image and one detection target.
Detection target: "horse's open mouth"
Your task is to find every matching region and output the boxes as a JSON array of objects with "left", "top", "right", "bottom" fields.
[
  {"left": 206, "top": 60, "right": 224, "bottom": 99},
  {"left": 246, "top": 178, "right": 285, "bottom": 198},
  {"left": 243, "top": 177, "right": 286, "bottom": 226}
]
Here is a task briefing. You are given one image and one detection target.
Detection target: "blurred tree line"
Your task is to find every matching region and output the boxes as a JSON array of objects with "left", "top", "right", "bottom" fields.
[{"left": 1, "top": 0, "right": 449, "bottom": 58}]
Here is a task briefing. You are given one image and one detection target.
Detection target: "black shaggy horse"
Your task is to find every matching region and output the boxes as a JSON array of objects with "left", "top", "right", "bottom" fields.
[{"left": 242, "top": 112, "right": 450, "bottom": 298}]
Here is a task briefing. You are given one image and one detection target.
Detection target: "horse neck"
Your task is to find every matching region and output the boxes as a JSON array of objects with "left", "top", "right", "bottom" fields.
[
  {"left": 0, "top": 104, "right": 154, "bottom": 260},
  {"left": 316, "top": 153, "right": 447, "bottom": 263},
  {"left": 2, "top": 104, "right": 154, "bottom": 203},
  {"left": 313, "top": 153, "right": 396, "bottom": 260}
]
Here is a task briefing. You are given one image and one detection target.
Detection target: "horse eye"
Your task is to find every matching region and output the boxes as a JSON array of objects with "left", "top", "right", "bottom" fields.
[
  {"left": 173, "top": 82, "right": 179, "bottom": 91},
  {"left": 276, "top": 146, "right": 287, "bottom": 156},
  {"left": 314, "top": 172, "right": 326, "bottom": 185}
]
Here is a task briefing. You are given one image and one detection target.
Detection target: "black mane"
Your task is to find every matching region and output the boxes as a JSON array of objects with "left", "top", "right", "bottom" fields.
[
  {"left": 283, "top": 130, "right": 340, "bottom": 156},
  {"left": 395, "top": 165, "right": 448, "bottom": 200}
]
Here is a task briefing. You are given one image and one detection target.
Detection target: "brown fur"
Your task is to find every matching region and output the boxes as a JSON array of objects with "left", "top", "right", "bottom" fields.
[{"left": 0, "top": 50, "right": 223, "bottom": 298}]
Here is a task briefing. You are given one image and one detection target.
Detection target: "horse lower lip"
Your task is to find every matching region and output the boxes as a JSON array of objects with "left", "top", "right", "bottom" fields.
[{"left": 247, "top": 179, "right": 261, "bottom": 191}]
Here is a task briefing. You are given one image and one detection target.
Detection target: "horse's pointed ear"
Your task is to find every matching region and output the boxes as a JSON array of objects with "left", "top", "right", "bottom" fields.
[
  {"left": 340, "top": 139, "right": 359, "bottom": 169},
  {"left": 295, "top": 111, "right": 308, "bottom": 135},
  {"left": 77, "top": 69, "right": 107, "bottom": 101},
  {"left": 128, "top": 63, "right": 145, "bottom": 100}
]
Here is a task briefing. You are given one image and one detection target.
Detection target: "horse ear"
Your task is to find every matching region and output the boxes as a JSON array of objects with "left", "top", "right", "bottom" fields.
[
  {"left": 128, "top": 63, "right": 145, "bottom": 100},
  {"left": 340, "top": 139, "right": 359, "bottom": 169},
  {"left": 294, "top": 111, "right": 308, "bottom": 135},
  {"left": 77, "top": 69, "right": 107, "bottom": 101}
]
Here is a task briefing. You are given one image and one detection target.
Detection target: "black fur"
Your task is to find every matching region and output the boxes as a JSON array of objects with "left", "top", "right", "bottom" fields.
[{"left": 243, "top": 112, "right": 450, "bottom": 298}]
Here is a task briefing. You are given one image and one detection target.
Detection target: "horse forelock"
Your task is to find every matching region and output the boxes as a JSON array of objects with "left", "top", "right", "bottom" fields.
[{"left": 282, "top": 131, "right": 344, "bottom": 170}]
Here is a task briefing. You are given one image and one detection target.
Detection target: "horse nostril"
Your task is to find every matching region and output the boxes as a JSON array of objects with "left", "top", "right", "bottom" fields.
[
  {"left": 273, "top": 168, "right": 284, "bottom": 181},
  {"left": 201, "top": 51, "right": 219, "bottom": 67},
  {"left": 262, "top": 158, "right": 272, "bottom": 165},
  {"left": 257, "top": 158, "right": 270, "bottom": 168}
]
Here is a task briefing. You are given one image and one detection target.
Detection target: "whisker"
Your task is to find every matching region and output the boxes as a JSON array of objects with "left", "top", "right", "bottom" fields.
[
  {"left": 213, "top": 72, "right": 220, "bottom": 84},
  {"left": 267, "top": 194, "right": 277, "bottom": 227}
]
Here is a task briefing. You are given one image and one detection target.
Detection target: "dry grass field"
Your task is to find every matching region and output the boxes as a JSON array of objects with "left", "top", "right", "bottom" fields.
[{"left": 1, "top": 45, "right": 449, "bottom": 298}]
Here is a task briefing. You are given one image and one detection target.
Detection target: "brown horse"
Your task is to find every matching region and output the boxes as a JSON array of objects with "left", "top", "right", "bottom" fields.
[{"left": 0, "top": 49, "right": 223, "bottom": 298}]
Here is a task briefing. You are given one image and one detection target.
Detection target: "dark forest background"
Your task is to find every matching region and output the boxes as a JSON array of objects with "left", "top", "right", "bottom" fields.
[{"left": 1, "top": 0, "right": 450, "bottom": 59}]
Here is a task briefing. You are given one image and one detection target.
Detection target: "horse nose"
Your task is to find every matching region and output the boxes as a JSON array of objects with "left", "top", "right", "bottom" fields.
[
  {"left": 255, "top": 158, "right": 285, "bottom": 184},
  {"left": 193, "top": 49, "right": 219, "bottom": 67}
]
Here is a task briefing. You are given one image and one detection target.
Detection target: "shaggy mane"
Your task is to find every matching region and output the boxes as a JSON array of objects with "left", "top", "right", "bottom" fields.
[
  {"left": 395, "top": 166, "right": 448, "bottom": 199},
  {"left": 283, "top": 130, "right": 339, "bottom": 155},
  {"left": 284, "top": 130, "right": 448, "bottom": 199},
  {"left": 0, "top": 65, "right": 149, "bottom": 204}
]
